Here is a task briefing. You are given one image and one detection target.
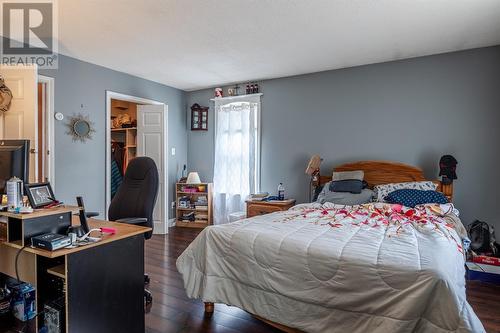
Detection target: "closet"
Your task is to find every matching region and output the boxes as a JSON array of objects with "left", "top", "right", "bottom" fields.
[
  {"left": 107, "top": 96, "right": 167, "bottom": 234},
  {"left": 110, "top": 99, "right": 140, "bottom": 198}
]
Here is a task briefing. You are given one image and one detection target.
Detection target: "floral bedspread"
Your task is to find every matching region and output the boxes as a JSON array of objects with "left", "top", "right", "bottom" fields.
[{"left": 177, "top": 202, "right": 484, "bottom": 333}]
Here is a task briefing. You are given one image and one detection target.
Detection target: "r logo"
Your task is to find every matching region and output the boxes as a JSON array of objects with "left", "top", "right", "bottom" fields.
[{"left": 2, "top": 2, "right": 53, "bottom": 54}]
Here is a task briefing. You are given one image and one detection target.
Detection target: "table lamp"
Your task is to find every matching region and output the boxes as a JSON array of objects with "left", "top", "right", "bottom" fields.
[{"left": 186, "top": 172, "right": 201, "bottom": 184}]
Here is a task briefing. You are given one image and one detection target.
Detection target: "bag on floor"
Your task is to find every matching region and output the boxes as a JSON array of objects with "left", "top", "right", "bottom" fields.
[{"left": 467, "top": 220, "right": 498, "bottom": 256}]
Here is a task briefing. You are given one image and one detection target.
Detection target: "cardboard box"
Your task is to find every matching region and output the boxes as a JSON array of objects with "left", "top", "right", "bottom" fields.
[
  {"left": 466, "top": 262, "right": 500, "bottom": 284},
  {"left": 10, "top": 283, "right": 36, "bottom": 322},
  {"left": 472, "top": 255, "right": 500, "bottom": 266}
]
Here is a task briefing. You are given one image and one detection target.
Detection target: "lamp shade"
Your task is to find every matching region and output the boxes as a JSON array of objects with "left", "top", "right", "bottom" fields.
[
  {"left": 305, "top": 155, "right": 322, "bottom": 175},
  {"left": 186, "top": 172, "right": 201, "bottom": 184}
]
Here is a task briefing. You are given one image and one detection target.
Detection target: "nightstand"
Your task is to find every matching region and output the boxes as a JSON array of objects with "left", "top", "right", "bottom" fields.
[{"left": 246, "top": 199, "right": 296, "bottom": 218}]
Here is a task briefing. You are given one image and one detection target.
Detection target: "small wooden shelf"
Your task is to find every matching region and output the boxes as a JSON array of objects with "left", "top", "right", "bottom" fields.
[
  {"left": 176, "top": 191, "right": 207, "bottom": 195},
  {"left": 176, "top": 220, "right": 209, "bottom": 228},
  {"left": 176, "top": 183, "right": 213, "bottom": 229},
  {"left": 47, "top": 264, "right": 66, "bottom": 279},
  {"left": 111, "top": 127, "right": 137, "bottom": 131}
]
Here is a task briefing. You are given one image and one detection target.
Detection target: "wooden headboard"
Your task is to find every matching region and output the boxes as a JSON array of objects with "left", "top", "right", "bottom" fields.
[{"left": 316, "top": 160, "right": 453, "bottom": 201}]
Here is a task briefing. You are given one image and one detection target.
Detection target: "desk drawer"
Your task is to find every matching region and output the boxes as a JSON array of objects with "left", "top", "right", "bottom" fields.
[{"left": 247, "top": 204, "right": 281, "bottom": 218}]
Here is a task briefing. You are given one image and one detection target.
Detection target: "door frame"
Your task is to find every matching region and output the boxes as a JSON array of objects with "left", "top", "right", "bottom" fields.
[
  {"left": 38, "top": 75, "right": 55, "bottom": 189},
  {"left": 105, "top": 91, "right": 169, "bottom": 234}
]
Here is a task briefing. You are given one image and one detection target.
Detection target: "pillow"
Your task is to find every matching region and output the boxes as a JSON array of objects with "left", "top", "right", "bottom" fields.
[
  {"left": 385, "top": 189, "right": 448, "bottom": 208},
  {"left": 332, "top": 170, "right": 364, "bottom": 181},
  {"left": 329, "top": 180, "right": 363, "bottom": 194},
  {"left": 317, "top": 182, "right": 374, "bottom": 205},
  {"left": 374, "top": 181, "right": 437, "bottom": 202}
]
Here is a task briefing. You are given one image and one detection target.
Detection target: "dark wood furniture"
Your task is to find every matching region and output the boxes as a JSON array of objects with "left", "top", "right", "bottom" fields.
[
  {"left": 0, "top": 206, "right": 150, "bottom": 333},
  {"left": 190, "top": 103, "right": 208, "bottom": 131},
  {"left": 246, "top": 199, "right": 296, "bottom": 218}
]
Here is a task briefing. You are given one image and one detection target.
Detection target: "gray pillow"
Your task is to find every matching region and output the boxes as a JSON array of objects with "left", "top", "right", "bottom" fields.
[
  {"left": 317, "top": 182, "right": 374, "bottom": 205},
  {"left": 329, "top": 180, "right": 363, "bottom": 194}
]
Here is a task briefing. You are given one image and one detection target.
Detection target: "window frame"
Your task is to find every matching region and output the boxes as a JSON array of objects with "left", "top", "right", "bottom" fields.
[{"left": 213, "top": 94, "right": 262, "bottom": 193}]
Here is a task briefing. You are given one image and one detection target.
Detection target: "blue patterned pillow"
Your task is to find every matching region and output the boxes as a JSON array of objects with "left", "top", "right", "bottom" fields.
[{"left": 385, "top": 189, "right": 448, "bottom": 208}]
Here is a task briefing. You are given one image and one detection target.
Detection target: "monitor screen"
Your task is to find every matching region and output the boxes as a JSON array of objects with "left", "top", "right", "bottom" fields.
[{"left": 0, "top": 140, "right": 29, "bottom": 194}]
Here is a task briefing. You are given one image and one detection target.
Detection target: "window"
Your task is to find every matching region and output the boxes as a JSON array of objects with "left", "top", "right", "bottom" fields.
[{"left": 213, "top": 94, "right": 261, "bottom": 224}]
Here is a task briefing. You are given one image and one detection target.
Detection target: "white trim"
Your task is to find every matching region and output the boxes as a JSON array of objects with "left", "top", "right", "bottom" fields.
[
  {"left": 210, "top": 92, "right": 262, "bottom": 102},
  {"left": 105, "top": 91, "right": 169, "bottom": 234},
  {"left": 38, "top": 75, "right": 55, "bottom": 190}
]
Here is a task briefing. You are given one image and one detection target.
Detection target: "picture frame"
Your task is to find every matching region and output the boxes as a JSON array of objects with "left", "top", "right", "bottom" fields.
[{"left": 25, "top": 182, "right": 55, "bottom": 209}]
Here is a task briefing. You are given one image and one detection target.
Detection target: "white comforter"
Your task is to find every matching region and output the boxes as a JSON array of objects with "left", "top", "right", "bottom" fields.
[{"left": 176, "top": 203, "right": 484, "bottom": 333}]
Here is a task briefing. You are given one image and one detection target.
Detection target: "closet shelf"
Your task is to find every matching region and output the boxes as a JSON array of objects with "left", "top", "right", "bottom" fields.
[{"left": 111, "top": 127, "right": 137, "bottom": 132}]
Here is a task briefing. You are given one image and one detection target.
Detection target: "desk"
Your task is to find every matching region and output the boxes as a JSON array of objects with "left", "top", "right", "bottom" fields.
[{"left": 0, "top": 206, "right": 150, "bottom": 333}]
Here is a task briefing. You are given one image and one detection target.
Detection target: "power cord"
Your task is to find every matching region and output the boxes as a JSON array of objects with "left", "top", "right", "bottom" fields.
[{"left": 14, "top": 245, "right": 28, "bottom": 282}]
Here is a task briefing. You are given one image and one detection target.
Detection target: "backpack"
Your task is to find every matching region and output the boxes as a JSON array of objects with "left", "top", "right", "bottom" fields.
[{"left": 467, "top": 220, "right": 497, "bottom": 255}]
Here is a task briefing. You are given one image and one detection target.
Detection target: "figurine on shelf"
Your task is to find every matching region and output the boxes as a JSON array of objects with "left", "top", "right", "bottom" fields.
[{"left": 214, "top": 87, "right": 223, "bottom": 98}]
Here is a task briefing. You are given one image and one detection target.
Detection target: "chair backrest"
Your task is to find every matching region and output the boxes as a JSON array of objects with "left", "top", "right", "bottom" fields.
[{"left": 108, "top": 157, "right": 159, "bottom": 239}]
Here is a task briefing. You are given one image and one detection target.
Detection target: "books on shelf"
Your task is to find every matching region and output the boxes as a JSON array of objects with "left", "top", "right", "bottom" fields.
[{"left": 176, "top": 182, "right": 212, "bottom": 228}]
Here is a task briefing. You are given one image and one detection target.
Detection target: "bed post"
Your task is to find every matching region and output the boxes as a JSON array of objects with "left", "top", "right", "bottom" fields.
[{"left": 204, "top": 302, "right": 214, "bottom": 314}]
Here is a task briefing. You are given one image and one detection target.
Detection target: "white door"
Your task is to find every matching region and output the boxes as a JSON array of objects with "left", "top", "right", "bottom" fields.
[
  {"left": 0, "top": 65, "right": 38, "bottom": 183},
  {"left": 137, "top": 104, "right": 168, "bottom": 234}
]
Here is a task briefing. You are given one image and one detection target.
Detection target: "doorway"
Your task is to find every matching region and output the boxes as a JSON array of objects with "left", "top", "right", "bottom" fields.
[
  {"left": 0, "top": 67, "right": 54, "bottom": 187},
  {"left": 37, "top": 75, "right": 55, "bottom": 186},
  {"left": 105, "top": 91, "right": 168, "bottom": 234}
]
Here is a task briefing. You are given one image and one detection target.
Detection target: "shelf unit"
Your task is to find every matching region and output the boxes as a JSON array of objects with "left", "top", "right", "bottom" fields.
[
  {"left": 176, "top": 183, "right": 213, "bottom": 228},
  {"left": 110, "top": 98, "right": 138, "bottom": 171},
  {"left": 111, "top": 127, "right": 137, "bottom": 170}
]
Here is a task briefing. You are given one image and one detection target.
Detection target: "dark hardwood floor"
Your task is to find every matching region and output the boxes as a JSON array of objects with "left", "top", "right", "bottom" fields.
[{"left": 145, "top": 227, "right": 500, "bottom": 333}]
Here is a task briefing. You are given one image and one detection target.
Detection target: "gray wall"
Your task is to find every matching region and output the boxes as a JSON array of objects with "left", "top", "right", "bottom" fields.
[
  {"left": 187, "top": 46, "right": 500, "bottom": 228},
  {"left": 39, "top": 55, "right": 187, "bottom": 218}
]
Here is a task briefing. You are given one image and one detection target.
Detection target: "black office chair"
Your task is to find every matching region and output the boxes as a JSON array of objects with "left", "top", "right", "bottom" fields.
[{"left": 108, "top": 157, "right": 159, "bottom": 305}]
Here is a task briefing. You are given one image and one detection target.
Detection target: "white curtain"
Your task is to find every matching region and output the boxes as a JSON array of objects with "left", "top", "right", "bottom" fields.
[{"left": 213, "top": 95, "right": 260, "bottom": 224}]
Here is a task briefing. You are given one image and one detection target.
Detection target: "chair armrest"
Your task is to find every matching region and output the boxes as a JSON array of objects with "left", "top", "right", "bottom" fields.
[
  {"left": 86, "top": 212, "right": 100, "bottom": 218},
  {"left": 115, "top": 217, "right": 148, "bottom": 225}
]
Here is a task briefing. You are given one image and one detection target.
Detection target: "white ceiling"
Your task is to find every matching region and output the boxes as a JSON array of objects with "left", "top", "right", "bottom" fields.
[{"left": 57, "top": 0, "right": 500, "bottom": 91}]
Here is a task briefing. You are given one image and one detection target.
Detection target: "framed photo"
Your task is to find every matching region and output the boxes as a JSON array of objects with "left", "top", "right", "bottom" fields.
[{"left": 25, "top": 182, "right": 55, "bottom": 209}]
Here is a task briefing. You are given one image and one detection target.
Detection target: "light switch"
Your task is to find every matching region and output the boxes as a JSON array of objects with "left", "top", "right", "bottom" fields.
[{"left": 171, "top": 147, "right": 176, "bottom": 156}]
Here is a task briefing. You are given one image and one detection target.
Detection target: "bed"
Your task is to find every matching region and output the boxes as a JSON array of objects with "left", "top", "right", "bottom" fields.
[{"left": 176, "top": 161, "right": 484, "bottom": 333}]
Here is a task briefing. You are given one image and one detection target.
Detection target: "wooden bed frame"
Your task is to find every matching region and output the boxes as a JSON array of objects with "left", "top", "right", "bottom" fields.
[
  {"left": 316, "top": 160, "right": 453, "bottom": 202},
  {"left": 204, "top": 160, "right": 453, "bottom": 332}
]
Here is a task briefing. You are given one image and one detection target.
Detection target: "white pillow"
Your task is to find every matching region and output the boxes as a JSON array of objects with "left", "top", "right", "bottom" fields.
[
  {"left": 373, "top": 181, "right": 437, "bottom": 202},
  {"left": 332, "top": 170, "right": 364, "bottom": 181}
]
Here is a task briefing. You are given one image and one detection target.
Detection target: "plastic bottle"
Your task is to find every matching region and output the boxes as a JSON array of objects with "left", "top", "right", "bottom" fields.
[{"left": 278, "top": 183, "right": 285, "bottom": 201}]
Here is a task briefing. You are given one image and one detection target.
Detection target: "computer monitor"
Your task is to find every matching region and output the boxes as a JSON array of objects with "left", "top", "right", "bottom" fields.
[{"left": 0, "top": 139, "right": 30, "bottom": 194}]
